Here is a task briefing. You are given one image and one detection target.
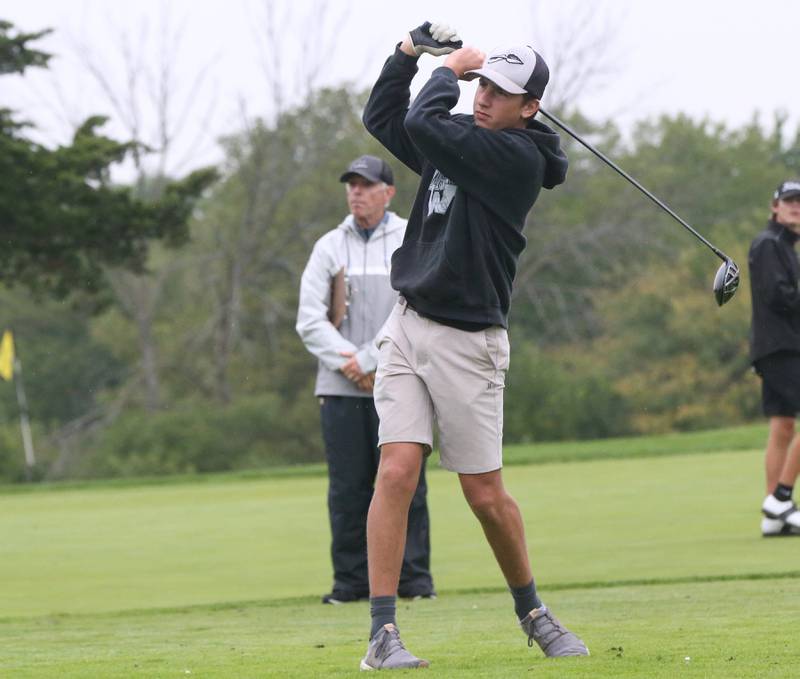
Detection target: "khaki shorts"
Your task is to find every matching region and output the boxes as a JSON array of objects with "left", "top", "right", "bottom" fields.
[{"left": 374, "top": 299, "right": 510, "bottom": 474}]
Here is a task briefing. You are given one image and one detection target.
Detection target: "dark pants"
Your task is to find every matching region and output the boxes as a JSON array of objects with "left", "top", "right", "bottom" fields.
[
  {"left": 755, "top": 351, "right": 800, "bottom": 417},
  {"left": 320, "top": 395, "right": 433, "bottom": 596}
]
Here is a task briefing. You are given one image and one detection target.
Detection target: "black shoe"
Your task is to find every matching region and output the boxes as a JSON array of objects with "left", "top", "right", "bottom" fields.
[
  {"left": 397, "top": 585, "right": 437, "bottom": 600},
  {"left": 321, "top": 590, "right": 368, "bottom": 604}
]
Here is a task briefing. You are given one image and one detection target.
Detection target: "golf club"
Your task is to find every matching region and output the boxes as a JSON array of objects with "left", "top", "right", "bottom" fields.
[{"left": 538, "top": 108, "right": 740, "bottom": 306}]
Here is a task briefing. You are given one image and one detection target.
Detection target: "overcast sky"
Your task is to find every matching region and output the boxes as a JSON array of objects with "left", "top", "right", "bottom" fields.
[{"left": 4, "top": 0, "right": 799, "bottom": 177}]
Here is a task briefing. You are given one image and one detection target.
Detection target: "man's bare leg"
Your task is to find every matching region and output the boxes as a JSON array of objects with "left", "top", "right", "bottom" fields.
[
  {"left": 367, "top": 442, "right": 424, "bottom": 596},
  {"left": 459, "top": 469, "right": 589, "bottom": 656},
  {"left": 458, "top": 469, "right": 531, "bottom": 587},
  {"left": 778, "top": 431, "right": 800, "bottom": 489},
  {"left": 762, "top": 417, "right": 800, "bottom": 536},
  {"left": 363, "top": 442, "right": 430, "bottom": 669},
  {"left": 766, "top": 417, "right": 794, "bottom": 493}
]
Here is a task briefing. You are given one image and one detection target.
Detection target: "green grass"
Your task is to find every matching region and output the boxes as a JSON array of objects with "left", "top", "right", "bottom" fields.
[
  {"left": 502, "top": 421, "right": 768, "bottom": 465},
  {"left": 0, "top": 422, "right": 769, "bottom": 492},
  {"left": 3, "top": 579, "right": 799, "bottom": 678},
  {"left": 1, "top": 427, "right": 796, "bottom": 677}
]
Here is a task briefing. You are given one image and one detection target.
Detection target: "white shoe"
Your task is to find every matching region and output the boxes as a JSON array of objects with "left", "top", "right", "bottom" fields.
[
  {"left": 762, "top": 495, "right": 800, "bottom": 528},
  {"left": 761, "top": 517, "right": 800, "bottom": 537}
]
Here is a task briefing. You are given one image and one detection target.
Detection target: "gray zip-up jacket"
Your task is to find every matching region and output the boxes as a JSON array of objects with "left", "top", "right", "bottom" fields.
[{"left": 296, "top": 211, "right": 406, "bottom": 397}]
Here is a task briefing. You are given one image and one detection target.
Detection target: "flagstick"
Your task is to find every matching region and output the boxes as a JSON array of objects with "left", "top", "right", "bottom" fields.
[{"left": 13, "top": 357, "right": 36, "bottom": 480}]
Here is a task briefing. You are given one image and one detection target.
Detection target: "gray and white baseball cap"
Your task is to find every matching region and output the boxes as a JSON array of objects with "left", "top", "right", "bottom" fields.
[
  {"left": 339, "top": 155, "right": 394, "bottom": 185},
  {"left": 464, "top": 44, "right": 550, "bottom": 99},
  {"left": 774, "top": 179, "right": 800, "bottom": 201}
]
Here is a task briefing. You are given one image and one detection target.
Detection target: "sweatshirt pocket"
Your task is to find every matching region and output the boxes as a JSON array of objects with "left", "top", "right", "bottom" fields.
[{"left": 391, "top": 240, "right": 466, "bottom": 305}]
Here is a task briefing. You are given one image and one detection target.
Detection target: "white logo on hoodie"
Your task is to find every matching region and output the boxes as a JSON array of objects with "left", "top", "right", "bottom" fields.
[{"left": 427, "top": 170, "right": 456, "bottom": 216}]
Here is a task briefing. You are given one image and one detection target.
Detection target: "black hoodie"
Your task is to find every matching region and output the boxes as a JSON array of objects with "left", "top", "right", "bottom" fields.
[
  {"left": 748, "top": 219, "right": 800, "bottom": 363},
  {"left": 363, "top": 48, "right": 568, "bottom": 329}
]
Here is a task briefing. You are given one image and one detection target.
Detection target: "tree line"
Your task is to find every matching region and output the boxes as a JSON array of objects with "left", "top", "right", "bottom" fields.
[{"left": 1, "top": 20, "right": 798, "bottom": 482}]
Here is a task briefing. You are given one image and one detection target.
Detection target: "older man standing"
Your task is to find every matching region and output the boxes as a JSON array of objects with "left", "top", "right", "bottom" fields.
[{"left": 296, "top": 155, "right": 435, "bottom": 604}]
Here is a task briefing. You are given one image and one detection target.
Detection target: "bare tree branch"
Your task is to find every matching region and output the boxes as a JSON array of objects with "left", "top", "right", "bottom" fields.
[
  {"left": 65, "top": 7, "right": 220, "bottom": 410},
  {"left": 529, "top": 0, "right": 625, "bottom": 112}
]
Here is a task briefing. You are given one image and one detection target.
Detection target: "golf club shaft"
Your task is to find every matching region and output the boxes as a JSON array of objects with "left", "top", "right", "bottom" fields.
[{"left": 539, "top": 108, "right": 730, "bottom": 263}]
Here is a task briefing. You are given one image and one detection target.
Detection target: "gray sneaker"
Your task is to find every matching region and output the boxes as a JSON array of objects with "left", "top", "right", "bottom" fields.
[
  {"left": 360, "top": 624, "right": 429, "bottom": 670},
  {"left": 520, "top": 605, "right": 589, "bottom": 657}
]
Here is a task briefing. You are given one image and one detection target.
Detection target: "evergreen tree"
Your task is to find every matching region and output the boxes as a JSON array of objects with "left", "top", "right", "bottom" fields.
[{"left": 0, "top": 20, "right": 216, "bottom": 298}]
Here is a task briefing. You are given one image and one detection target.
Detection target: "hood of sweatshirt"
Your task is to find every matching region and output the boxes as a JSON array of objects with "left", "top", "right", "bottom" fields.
[{"left": 523, "top": 118, "right": 569, "bottom": 189}]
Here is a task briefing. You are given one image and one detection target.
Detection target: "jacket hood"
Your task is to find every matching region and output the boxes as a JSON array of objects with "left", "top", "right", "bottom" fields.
[
  {"left": 336, "top": 211, "right": 406, "bottom": 237},
  {"left": 525, "top": 119, "right": 569, "bottom": 189}
]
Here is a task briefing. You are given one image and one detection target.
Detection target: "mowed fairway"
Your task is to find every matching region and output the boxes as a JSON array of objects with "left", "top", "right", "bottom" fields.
[{"left": 2, "top": 439, "right": 799, "bottom": 677}]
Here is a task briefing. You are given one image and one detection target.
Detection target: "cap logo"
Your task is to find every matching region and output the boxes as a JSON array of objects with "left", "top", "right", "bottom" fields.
[{"left": 488, "top": 53, "right": 524, "bottom": 66}]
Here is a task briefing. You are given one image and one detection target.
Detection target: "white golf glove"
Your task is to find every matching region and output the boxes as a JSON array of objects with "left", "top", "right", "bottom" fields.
[{"left": 407, "top": 21, "right": 463, "bottom": 57}]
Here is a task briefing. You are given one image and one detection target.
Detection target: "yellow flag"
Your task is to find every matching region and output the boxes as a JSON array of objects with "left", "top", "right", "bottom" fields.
[{"left": 0, "top": 330, "right": 14, "bottom": 381}]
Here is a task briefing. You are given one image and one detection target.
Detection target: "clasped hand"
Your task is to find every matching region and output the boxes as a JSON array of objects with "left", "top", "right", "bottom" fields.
[{"left": 339, "top": 351, "right": 375, "bottom": 392}]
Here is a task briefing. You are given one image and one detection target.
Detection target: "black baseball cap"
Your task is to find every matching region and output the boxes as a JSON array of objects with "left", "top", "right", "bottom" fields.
[
  {"left": 464, "top": 44, "right": 550, "bottom": 99},
  {"left": 339, "top": 155, "right": 394, "bottom": 185},
  {"left": 774, "top": 179, "right": 800, "bottom": 201}
]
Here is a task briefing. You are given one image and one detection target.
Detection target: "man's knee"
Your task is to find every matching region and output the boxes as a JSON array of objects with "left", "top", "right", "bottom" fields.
[
  {"left": 377, "top": 444, "right": 423, "bottom": 496},
  {"left": 771, "top": 416, "right": 795, "bottom": 442},
  {"left": 462, "top": 479, "right": 510, "bottom": 522}
]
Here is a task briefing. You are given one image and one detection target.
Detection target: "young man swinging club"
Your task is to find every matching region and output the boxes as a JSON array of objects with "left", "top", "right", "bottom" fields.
[{"left": 358, "top": 21, "right": 589, "bottom": 670}]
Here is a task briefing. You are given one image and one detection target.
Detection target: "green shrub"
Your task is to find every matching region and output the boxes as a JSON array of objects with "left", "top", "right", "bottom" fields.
[
  {"left": 504, "top": 343, "right": 630, "bottom": 443},
  {"left": 0, "top": 420, "right": 50, "bottom": 482},
  {"left": 72, "top": 392, "right": 323, "bottom": 478},
  {"left": 0, "top": 422, "right": 26, "bottom": 481}
]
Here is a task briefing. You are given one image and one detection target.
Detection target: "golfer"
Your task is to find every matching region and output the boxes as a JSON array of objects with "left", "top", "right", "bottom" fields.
[
  {"left": 749, "top": 179, "right": 800, "bottom": 537},
  {"left": 358, "top": 22, "right": 588, "bottom": 670},
  {"left": 296, "top": 155, "right": 435, "bottom": 605}
]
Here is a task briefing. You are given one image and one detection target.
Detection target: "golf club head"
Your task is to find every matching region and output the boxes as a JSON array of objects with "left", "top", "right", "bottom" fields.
[{"left": 713, "top": 258, "right": 740, "bottom": 306}]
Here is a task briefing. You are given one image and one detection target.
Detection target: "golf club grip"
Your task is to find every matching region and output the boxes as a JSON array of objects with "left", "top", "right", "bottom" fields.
[{"left": 539, "top": 108, "right": 729, "bottom": 263}]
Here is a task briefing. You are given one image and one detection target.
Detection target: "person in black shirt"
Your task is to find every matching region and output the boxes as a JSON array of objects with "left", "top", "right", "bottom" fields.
[
  {"left": 357, "top": 22, "right": 587, "bottom": 671},
  {"left": 749, "top": 179, "right": 800, "bottom": 537}
]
